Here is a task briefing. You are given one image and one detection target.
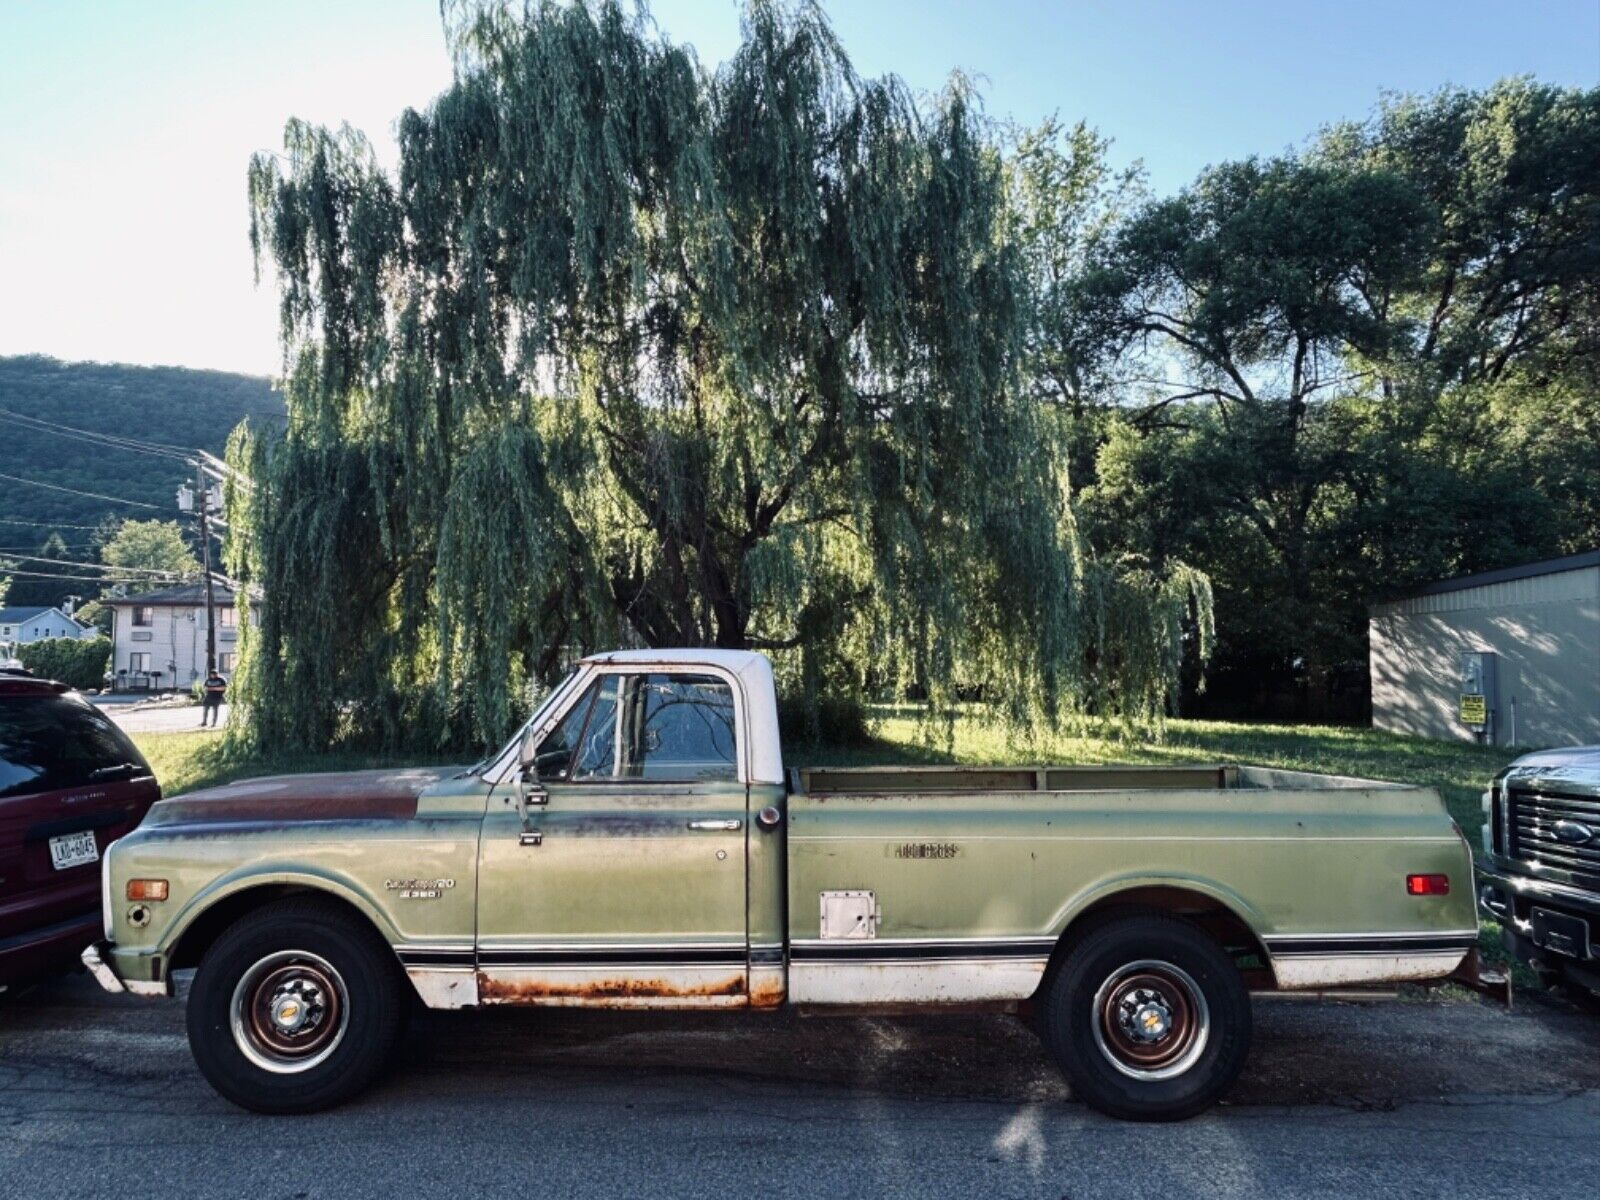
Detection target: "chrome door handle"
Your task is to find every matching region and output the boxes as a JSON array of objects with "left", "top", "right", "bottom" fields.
[{"left": 687, "top": 819, "right": 741, "bottom": 832}]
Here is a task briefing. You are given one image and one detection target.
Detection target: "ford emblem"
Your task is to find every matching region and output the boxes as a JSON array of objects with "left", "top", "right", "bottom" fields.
[{"left": 1551, "top": 819, "right": 1595, "bottom": 846}]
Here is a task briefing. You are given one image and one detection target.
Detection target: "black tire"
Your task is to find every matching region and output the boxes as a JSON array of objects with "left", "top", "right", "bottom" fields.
[
  {"left": 1040, "top": 914, "right": 1251, "bottom": 1121},
  {"left": 186, "top": 898, "right": 406, "bottom": 1113}
]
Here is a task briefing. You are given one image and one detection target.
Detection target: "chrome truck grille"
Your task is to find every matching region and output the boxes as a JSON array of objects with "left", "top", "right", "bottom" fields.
[{"left": 1506, "top": 786, "right": 1600, "bottom": 889}]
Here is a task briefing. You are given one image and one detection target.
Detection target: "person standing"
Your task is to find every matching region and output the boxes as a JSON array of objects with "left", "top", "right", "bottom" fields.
[{"left": 200, "top": 669, "right": 228, "bottom": 728}]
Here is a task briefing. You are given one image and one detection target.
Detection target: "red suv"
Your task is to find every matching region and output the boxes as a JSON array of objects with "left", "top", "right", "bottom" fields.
[{"left": 0, "top": 677, "right": 160, "bottom": 990}]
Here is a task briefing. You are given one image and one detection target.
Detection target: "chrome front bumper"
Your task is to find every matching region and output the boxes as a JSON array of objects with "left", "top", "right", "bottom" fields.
[
  {"left": 1476, "top": 863, "right": 1600, "bottom": 921},
  {"left": 81, "top": 942, "right": 124, "bottom": 993},
  {"left": 81, "top": 942, "right": 170, "bottom": 997}
]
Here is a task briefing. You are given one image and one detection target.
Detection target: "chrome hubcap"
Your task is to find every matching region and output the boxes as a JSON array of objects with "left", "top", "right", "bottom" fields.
[
  {"left": 1124, "top": 997, "right": 1172, "bottom": 1042},
  {"left": 1091, "top": 959, "right": 1210, "bottom": 1080},
  {"left": 230, "top": 950, "right": 349, "bottom": 1075}
]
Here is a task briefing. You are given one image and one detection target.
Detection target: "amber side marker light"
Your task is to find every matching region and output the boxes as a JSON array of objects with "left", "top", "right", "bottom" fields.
[
  {"left": 1406, "top": 874, "right": 1449, "bottom": 896},
  {"left": 126, "top": 879, "right": 169, "bottom": 902}
]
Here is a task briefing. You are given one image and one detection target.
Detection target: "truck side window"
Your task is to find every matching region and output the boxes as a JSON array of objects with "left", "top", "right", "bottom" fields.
[
  {"left": 570, "top": 676, "right": 622, "bottom": 780},
  {"left": 628, "top": 673, "right": 737, "bottom": 782},
  {"left": 536, "top": 679, "right": 601, "bottom": 780}
]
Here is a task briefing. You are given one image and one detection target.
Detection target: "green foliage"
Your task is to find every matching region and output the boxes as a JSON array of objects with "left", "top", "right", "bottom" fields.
[
  {"left": 0, "top": 357, "right": 282, "bottom": 527},
  {"left": 100, "top": 519, "right": 201, "bottom": 578},
  {"left": 18, "top": 636, "right": 111, "bottom": 691},
  {"left": 3, "top": 530, "right": 98, "bottom": 609},
  {"left": 0, "top": 356, "right": 281, "bottom": 608},
  {"left": 1070, "top": 79, "right": 1600, "bottom": 716},
  {"left": 235, "top": 0, "right": 1210, "bottom": 752},
  {"left": 72, "top": 598, "right": 113, "bottom": 636}
]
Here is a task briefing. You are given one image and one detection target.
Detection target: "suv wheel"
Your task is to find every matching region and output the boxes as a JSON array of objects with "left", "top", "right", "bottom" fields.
[
  {"left": 186, "top": 898, "right": 405, "bottom": 1113},
  {"left": 1040, "top": 914, "right": 1251, "bottom": 1121}
]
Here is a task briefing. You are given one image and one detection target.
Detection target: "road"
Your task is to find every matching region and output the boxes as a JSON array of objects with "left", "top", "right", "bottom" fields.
[
  {"left": 3, "top": 974, "right": 1598, "bottom": 1198},
  {"left": 92, "top": 697, "right": 231, "bottom": 734}
]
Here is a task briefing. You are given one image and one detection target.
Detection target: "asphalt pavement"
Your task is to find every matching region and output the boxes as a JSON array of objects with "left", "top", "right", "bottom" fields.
[
  {"left": 2, "top": 972, "right": 1597, "bottom": 1198},
  {"left": 92, "top": 696, "right": 230, "bottom": 734}
]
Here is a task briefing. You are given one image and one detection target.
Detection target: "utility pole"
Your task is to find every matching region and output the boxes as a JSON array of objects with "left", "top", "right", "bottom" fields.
[{"left": 194, "top": 462, "right": 217, "bottom": 679}]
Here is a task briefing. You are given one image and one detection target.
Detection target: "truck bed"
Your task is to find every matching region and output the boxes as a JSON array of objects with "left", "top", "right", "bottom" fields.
[
  {"left": 793, "top": 763, "right": 1397, "bottom": 794},
  {"left": 784, "top": 760, "right": 1475, "bottom": 1003}
]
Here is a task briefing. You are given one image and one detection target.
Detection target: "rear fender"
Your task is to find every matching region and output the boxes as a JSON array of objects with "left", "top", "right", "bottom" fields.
[{"left": 1049, "top": 871, "right": 1270, "bottom": 943}]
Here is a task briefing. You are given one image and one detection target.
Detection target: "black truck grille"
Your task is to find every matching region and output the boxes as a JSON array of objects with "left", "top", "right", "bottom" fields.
[{"left": 1507, "top": 786, "right": 1600, "bottom": 889}]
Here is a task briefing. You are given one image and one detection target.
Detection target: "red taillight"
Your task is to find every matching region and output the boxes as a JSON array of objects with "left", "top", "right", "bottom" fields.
[{"left": 1406, "top": 874, "right": 1449, "bottom": 896}]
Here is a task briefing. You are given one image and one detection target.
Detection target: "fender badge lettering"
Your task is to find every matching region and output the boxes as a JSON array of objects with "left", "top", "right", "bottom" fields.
[
  {"left": 386, "top": 878, "right": 456, "bottom": 900},
  {"left": 892, "top": 842, "right": 960, "bottom": 860}
]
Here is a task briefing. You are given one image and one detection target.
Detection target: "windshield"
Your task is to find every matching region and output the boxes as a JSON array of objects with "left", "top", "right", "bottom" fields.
[{"left": 464, "top": 670, "right": 578, "bottom": 776}]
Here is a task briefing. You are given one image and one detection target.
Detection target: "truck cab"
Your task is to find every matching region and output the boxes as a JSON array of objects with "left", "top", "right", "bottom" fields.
[{"left": 468, "top": 649, "right": 788, "bottom": 1008}]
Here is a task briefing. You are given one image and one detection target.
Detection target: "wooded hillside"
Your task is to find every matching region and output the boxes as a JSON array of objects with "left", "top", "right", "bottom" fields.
[{"left": 0, "top": 355, "right": 282, "bottom": 530}]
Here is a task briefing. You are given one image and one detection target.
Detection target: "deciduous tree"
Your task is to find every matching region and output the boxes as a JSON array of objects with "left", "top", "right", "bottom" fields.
[{"left": 233, "top": 0, "right": 1209, "bottom": 750}]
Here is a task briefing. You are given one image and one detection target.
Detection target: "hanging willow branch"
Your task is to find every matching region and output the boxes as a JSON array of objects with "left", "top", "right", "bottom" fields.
[{"left": 228, "top": 0, "right": 1211, "bottom": 751}]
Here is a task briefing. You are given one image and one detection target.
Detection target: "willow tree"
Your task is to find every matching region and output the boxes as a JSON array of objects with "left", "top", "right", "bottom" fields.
[{"left": 232, "top": 0, "right": 1207, "bottom": 751}]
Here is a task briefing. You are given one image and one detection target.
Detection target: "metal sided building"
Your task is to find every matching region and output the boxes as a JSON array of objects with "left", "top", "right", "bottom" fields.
[{"left": 1369, "top": 549, "right": 1600, "bottom": 748}]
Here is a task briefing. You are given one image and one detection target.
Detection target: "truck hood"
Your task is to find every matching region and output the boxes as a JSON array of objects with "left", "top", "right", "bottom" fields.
[
  {"left": 144, "top": 767, "right": 457, "bottom": 827},
  {"left": 1501, "top": 745, "right": 1600, "bottom": 793}
]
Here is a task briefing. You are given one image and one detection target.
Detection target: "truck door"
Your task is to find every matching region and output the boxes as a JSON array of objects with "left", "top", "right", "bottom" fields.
[{"left": 475, "top": 668, "right": 751, "bottom": 1006}]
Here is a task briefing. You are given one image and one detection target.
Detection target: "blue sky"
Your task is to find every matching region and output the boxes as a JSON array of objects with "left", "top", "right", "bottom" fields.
[{"left": 1, "top": 0, "right": 1595, "bottom": 375}]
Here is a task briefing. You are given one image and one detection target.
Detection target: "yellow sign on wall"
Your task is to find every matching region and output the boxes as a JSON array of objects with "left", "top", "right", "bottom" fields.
[{"left": 1459, "top": 694, "right": 1487, "bottom": 726}]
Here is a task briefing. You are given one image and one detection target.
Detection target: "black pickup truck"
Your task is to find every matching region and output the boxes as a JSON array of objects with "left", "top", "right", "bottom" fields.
[{"left": 1478, "top": 746, "right": 1600, "bottom": 995}]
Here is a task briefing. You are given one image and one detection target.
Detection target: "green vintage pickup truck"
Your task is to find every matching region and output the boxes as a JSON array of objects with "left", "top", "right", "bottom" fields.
[{"left": 84, "top": 649, "right": 1477, "bottom": 1120}]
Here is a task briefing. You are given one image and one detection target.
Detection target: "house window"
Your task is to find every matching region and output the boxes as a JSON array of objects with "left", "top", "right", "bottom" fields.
[
  {"left": 129, "top": 652, "right": 152, "bottom": 673},
  {"left": 132, "top": 606, "right": 154, "bottom": 627},
  {"left": 219, "top": 607, "right": 238, "bottom": 628},
  {"left": 218, "top": 652, "right": 235, "bottom": 673}
]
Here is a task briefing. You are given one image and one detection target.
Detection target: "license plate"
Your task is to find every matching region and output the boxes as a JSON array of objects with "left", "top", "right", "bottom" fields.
[
  {"left": 49, "top": 830, "right": 100, "bottom": 871},
  {"left": 1531, "top": 907, "right": 1592, "bottom": 960}
]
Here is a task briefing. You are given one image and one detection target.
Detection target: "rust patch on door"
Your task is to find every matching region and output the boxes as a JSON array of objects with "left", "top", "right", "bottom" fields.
[{"left": 477, "top": 973, "right": 748, "bottom": 1006}]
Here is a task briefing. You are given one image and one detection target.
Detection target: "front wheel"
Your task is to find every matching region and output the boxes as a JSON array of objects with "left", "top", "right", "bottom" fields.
[
  {"left": 186, "top": 898, "right": 406, "bottom": 1113},
  {"left": 1039, "top": 914, "right": 1251, "bottom": 1121}
]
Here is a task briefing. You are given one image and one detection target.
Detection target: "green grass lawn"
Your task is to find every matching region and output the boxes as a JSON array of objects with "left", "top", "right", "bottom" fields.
[{"left": 134, "top": 714, "right": 1516, "bottom": 843}]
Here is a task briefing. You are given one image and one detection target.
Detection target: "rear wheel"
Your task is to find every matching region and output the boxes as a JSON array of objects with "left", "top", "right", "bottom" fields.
[
  {"left": 1040, "top": 914, "right": 1251, "bottom": 1121},
  {"left": 186, "top": 899, "right": 405, "bottom": 1113}
]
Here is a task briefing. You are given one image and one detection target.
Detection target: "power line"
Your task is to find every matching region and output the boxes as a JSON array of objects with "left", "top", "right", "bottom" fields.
[
  {"left": 0, "top": 471, "right": 161, "bottom": 509},
  {"left": 0, "top": 543, "right": 105, "bottom": 552},
  {"left": 0, "top": 576, "right": 180, "bottom": 588},
  {"left": 0, "top": 518, "right": 112, "bottom": 530},
  {"left": 0, "top": 413, "right": 194, "bottom": 463},
  {"left": 0, "top": 552, "right": 191, "bottom": 579},
  {"left": 0, "top": 406, "right": 197, "bottom": 462}
]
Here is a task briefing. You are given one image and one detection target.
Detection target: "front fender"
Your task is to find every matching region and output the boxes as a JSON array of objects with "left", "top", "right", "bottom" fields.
[{"left": 158, "top": 863, "right": 406, "bottom": 959}]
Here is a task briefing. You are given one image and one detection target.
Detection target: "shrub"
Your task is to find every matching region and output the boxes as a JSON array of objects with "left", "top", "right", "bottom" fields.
[{"left": 17, "top": 636, "right": 112, "bottom": 691}]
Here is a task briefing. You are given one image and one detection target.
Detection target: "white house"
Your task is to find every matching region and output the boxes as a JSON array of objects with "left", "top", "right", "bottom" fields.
[
  {"left": 0, "top": 604, "right": 96, "bottom": 654},
  {"left": 105, "top": 584, "right": 256, "bottom": 692}
]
